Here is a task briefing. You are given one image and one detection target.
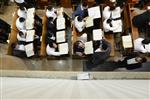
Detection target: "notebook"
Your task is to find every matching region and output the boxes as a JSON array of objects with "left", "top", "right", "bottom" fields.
[
  {"left": 25, "top": 43, "right": 34, "bottom": 57},
  {"left": 58, "top": 43, "right": 68, "bottom": 55},
  {"left": 85, "top": 17, "right": 93, "bottom": 28},
  {"left": 122, "top": 35, "right": 133, "bottom": 48},
  {"left": 88, "top": 6, "right": 101, "bottom": 19},
  {"left": 26, "top": 30, "right": 35, "bottom": 42},
  {"left": 84, "top": 41, "right": 93, "bottom": 55},
  {"left": 93, "top": 29, "right": 103, "bottom": 40},
  {"left": 56, "top": 17, "right": 65, "bottom": 30},
  {"left": 56, "top": 30, "right": 66, "bottom": 43}
]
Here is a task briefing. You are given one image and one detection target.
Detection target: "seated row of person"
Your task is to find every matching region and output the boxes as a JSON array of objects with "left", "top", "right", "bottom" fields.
[
  {"left": 12, "top": 7, "right": 41, "bottom": 58},
  {"left": 45, "top": 6, "right": 68, "bottom": 56}
]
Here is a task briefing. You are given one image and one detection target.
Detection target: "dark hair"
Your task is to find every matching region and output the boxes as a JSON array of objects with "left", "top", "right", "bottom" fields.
[
  {"left": 82, "top": 1, "right": 87, "bottom": 8},
  {"left": 140, "top": 57, "right": 147, "bottom": 63},
  {"left": 77, "top": 16, "right": 83, "bottom": 22},
  {"left": 47, "top": 6, "right": 53, "bottom": 11},
  {"left": 73, "top": 41, "right": 84, "bottom": 53},
  {"left": 48, "top": 17, "right": 53, "bottom": 22},
  {"left": 19, "top": 17, "right": 25, "bottom": 22},
  {"left": 20, "top": 6, "right": 26, "bottom": 11},
  {"left": 102, "top": 43, "right": 108, "bottom": 50},
  {"left": 19, "top": 31, "right": 24, "bottom": 36},
  {"left": 142, "top": 39, "right": 150, "bottom": 44}
]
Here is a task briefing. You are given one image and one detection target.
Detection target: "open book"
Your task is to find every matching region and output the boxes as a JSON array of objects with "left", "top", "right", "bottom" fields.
[
  {"left": 56, "top": 30, "right": 66, "bottom": 43},
  {"left": 56, "top": 17, "right": 65, "bottom": 30},
  {"left": 88, "top": 6, "right": 101, "bottom": 19},
  {"left": 25, "top": 43, "right": 34, "bottom": 57},
  {"left": 85, "top": 16, "right": 93, "bottom": 28},
  {"left": 93, "top": 29, "right": 103, "bottom": 40},
  {"left": 58, "top": 43, "right": 68, "bottom": 55},
  {"left": 84, "top": 41, "right": 93, "bottom": 55},
  {"left": 122, "top": 35, "right": 133, "bottom": 48},
  {"left": 26, "top": 8, "right": 35, "bottom": 29},
  {"left": 26, "top": 30, "right": 35, "bottom": 42}
]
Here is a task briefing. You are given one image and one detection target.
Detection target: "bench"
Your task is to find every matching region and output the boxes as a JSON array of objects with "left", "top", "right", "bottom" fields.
[{"left": 7, "top": 9, "right": 19, "bottom": 55}]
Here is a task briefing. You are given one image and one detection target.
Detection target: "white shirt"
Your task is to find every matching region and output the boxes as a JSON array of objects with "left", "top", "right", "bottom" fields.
[
  {"left": 15, "top": 0, "right": 24, "bottom": 3},
  {"left": 17, "top": 8, "right": 27, "bottom": 19},
  {"left": 74, "top": 16, "right": 85, "bottom": 32},
  {"left": 46, "top": 44, "right": 61, "bottom": 56},
  {"left": 103, "top": 19, "right": 122, "bottom": 33},
  {"left": 17, "top": 30, "right": 26, "bottom": 41},
  {"left": 134, "top": 38, "right": 149, "bottom": 53},
  {"left": 15, "top": 44, "right": 25, "bottom": 51},
  {"left": 16, "top": 18, "right": 26, "bottom": 31},
  {"left": 46, "top": 9, "right": 57, "bottom": 20},
  {"left": 103, "top": 6, "right": 121, "bottom": 19}
]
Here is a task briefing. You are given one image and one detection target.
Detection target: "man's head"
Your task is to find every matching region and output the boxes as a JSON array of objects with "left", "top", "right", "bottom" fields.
[
  {"left": 82, "top": 1, "right": 88, "bottom": 10},
  {"left": 135, "top": 56, "right": 147, "bottom": 63},
  {"left": 77, "top": 16, "right": 83, "bottom": 22},
  {"left": 142, "top": 39, "right": 150, "bottom": 45},
  {"left": 47, "top": 6, "right": 53, "bottom": 11},
  {"left": 19, "top": 17, "right": 25, "bottom": 22}
]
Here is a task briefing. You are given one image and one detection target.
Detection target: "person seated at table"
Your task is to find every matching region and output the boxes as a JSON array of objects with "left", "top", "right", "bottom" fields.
[
  {"left": 103, "top": 18, "right": 122, "bottom": 33},
  {"left": 46, "top": 6, "right": 57, "bottom": 20},
  {"left": 73, "top": 40, "right": 85, "bottom": 56},
  {"left": 89, "top": 39, "right": 111, "bottom": 65},
  {"left": 74, "top": 16, "right": 86, "bottom": 33},
  {"left": 134, "top": 38, "right": 150, "bottom": 53},
  {"left": 17, "top": 6, "right": 27, "bottom": 19},
  {"left": 114, "top": 53, "right": 147, "bottom": 70},
  {"left": 46, "top": 32, "right": 60, "bottom": 56},
  {"left": 16, "top": 17, "right": 26, "bottom": 31},
  {"left": 12, "top": 31, "right": 27, "bottom": 58},
  {"left": 72, "top": 1, "right": 88, "bottom": 20},
  {"left": 15, "top": 0, "right": 26, "bottom": 7},
  {"left": 47, "top": 17, "right": 56, "bottom": 34}
]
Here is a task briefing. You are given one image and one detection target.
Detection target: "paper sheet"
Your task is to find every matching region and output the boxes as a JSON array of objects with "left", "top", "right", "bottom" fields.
[
  {"left": 77, "top": 73, "right": 90, "bottom": 80},
  {"left": 84, "top": 41, "right": 93, "bottom": 55},
  {"left": 85, "top": 17, "right": 93, "bottom": 28},
  {"left": 25, "top": 43, "right": 34, "bottom": 57},
  {"left": 26, "top": 30, "right": 35, "bottom": 42},
  {"left": 56, "top": 17, "right": 65, "bottom": 30},
  {"left": 93, "top": 29, "right": 103, "bottom": 40},
  {"left": 122, "top": 35, "right": 133, "bottom": 48},
  {"left": 88, "top": 6, "right": 101, "bottom": 19},
  {"left": 56, "top": 30, "right": 66, "bottom": 43},
  {"left": 58, "top": 43, "right": 68, "bottom": 55}
]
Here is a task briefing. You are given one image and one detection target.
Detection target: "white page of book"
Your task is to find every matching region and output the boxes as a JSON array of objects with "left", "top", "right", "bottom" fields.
[
  {"left": 27, "top": 8, "right": 35, "bottom": 17},
  {"left": 58, "top": 43, "right": 68, "bottom": 55},
  {"left": 84, "top": 41, "right": 93, "bottom": 55},
  {"left": 56, "top": 30, "right": 66, "bottom": 43},
  {"left": 26, "top": 18, "right": 34, "bottom": 29},
  {"left": 26, "top": 30, "right": 35, "bottom": 42},
  {"left": 85, "top": 17, "right": 93, "bottom": 28},
  {"left": 122, "top": 35, "right": 133, "bottom": 48},
  {"left": 93, "top": 29, "right": 103, "bottom": 40},
  {"left": 88, "top": 6, "right": 101, "bottom": 19},
  {"left": 56, "top": 17, "right": 65, "bottom": 30},
  {"left": 25, "top": 43, "right": 34, "bottom": 57}
]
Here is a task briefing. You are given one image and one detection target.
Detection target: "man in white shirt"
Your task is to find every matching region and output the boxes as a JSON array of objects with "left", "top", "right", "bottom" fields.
[
  {"left": 17, "top": 6, "right": 27, "bottom": 19},
  {"left": 134, "top": 38, "right": 150, "bottom": 53},
  {"left": 16, "top": 17, "right": 26, "bottom": 31},
  {"left": 74, "top": 16, "right": 86, "bottom": 33},
  {"left": 46, "top": 6, "right": 57, "bottom": 20}
]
